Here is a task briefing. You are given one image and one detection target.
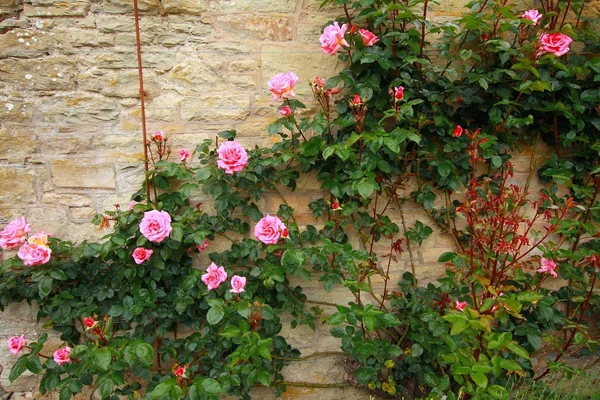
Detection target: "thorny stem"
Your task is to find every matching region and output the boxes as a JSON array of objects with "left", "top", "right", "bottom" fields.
[
  {"left": 418, "top": 0, "right": 429, "bottom": 81},
  {"left": 272, "top": 351, "right": 346, "bottom": 362}
]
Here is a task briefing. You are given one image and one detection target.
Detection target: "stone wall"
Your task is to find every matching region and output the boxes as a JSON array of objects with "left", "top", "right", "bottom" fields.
[{"left": 2, "top": 0, "right": 597, "bottom": 398}]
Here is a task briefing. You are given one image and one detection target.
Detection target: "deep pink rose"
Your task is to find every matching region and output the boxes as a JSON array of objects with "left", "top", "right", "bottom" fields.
[
  {"left": 152, "top": 131, "right": 165, "bottom": 142},
  {"left": 254, "top": 214, "right": 286, "bottom": 245},
  {"left": 0, "top": 217, "right": 31, "bottom": 250},
  {"left": 217, "top": 141, "right": 248, "bottom": 175},
  {"left": 83, "top": 318, "right": 96, "bottom": 328},
  {"left": 230, "top": 275, "right": 246, "bottom": 294},
  {"left": 453, "top": 125, "right": 463, "bottom": 137},
  {"left": 132, "top": 247, "right": 153, "bottom": 264},
  {"left": 196, "top": 238, "right": 209, "bottom": 252},
  {"left": 455, "top": 300, "right": 467, "bottom": 312},
  {"left": 268, "top": 72, "right": 299, "bottom": 100},
  {"left": 320, "top": 22, "right": 349, "bottom": 55},
  {"left": 128, "top": 201, "right": 138, "bottom": 211},
  {"left": 394, "top": 86, "right": 404, "bottom": 101},
  {"left": 139, "top": 210, "right": 172, "bottom": 243},
  {"left": 201, "top": 262, "right": 227, "bottom": 290},
  {"left": 279, "top": 105, "right": 293, "bottom": 117},
  {"left": 8, "top": 335, "right": 26, "bottom": 355},
  {"left": 352, "top": 94, "right": 361, "bottom": 105},
  {"left": 538, "top": 257, "right": 558, "bottom": 278},
  {"left": 522, "top": 9, "right": 542, "bottom": 25},
  {"left": 179, "top": 149, "right": 190, "bottom": 162},
  {"left": 18, "top": 242, "right": 51, "bottom": 266},
  {"left": 53, "top": 346, "right": 71, "bottom": 366},
  {"left": 174, "top": 365, "right": 186, "bottom": 377},
  {"left": 359, "top": 29, "right": 379, "bottom": 46},
  {"left": 538, "top": 32, "right": 572, "bottom": 57}
]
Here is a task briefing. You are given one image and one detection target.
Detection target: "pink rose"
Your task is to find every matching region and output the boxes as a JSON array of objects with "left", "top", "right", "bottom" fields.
[
  {"left": 18, "top": 242, "right": 51, "bottom": 266},
  {"left": 0, "top": 217, "right": 31, "bottom": 250},
  {"left": 139, "top": 210, "right": 173, "bottom": 243},
  {"left": 179, "top": 149, "right": 190, "bottom": 162},
  {"left": 28, "top": 231, "right": 49, "bottom": 246},
  {"left": 538, "top": 32, "right": 572, "bottom": 57},
  {"left": 453, "top": 125, "right": 463, "bottom": 138},
  {"left": 268, "top": 72, "right": 299, "bottom": 100},
  {"left": 217, "top": 141, "right": 248, "bottom": 175},
  {"left": 132, "top": 247, "right": 153, "bottom": 264},
  {"left": 320, "top": 22, "right": 349, "bottom": 55},
  {"left": 83, "top": 318, "right": 96, "bottom": 328},
  {"left": 174, "top": 365, "right": 186, "bottom": 377},
  {"left": 279, "top": 105, "right": 293, "bottom": 117},
  {"left": 394, "top": 86, "right": 404, "bottom": 101},
  {"left": 53, "top": 346, "right": 71, "bottom": 366},
  {"left": 455, "top": 300, "right": 467, "bottom": 312},
  {"left": 201, "top": 262, "right": 227, "bottom": 290},
  {"left": 152, "top": 131, "right": 165, "bottom": 142},
  {"left": 230, "top": 275, "right": 247, "bottom": 294},
  {"left": 8, "top": 335, "right": 26, "bottom": 355},
  {"left": 538, "top": 257, "right": 558, "bottom": 278},
  {"left": 196, "top": 238, "right": 209, "bottom": 252},
  {"left": 254, "top": 214, "right": 286, "bottom": 245},
  {"left": 352, "top": 94, "right": 361, "bottom": 105},
  {"left": 128, "top": 201, "right": 138, "bottom": 211},
  {"left": 522, "top": 9, "right": 542, "bottom": 25},
  {"left": 359, "top": 29, "right": 379, "bottom": 46}
]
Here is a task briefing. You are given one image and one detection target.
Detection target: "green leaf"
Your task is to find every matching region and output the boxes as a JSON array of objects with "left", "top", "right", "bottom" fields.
[
  {"left": 257, "top": 345, "right": 272, "bottom": 361},
  {"left": 329, "top": 312, "right": 345, "bottom": 325},
  {"left": 487, "top": 385, "right": 509, "bottom": 399},
  {"left": 505, "top": 343, "right": 530, "bottom": 359},
  {"left": 411, "top": 343, "right": 424, "bottom": 357},
  {"left": 98, "top": 377, "right": 114, "bottom": 399},
  {"left": 221, "top": 326, "right": 241, "bottom": 339},
  {"left": 150, "top": 382, "right": 172, "bottom": 398},
  {"left": 38, "top": 276, "right": 54, "bottom": 299},
  {"left": 450, "top": 320, "right": 469, "bottom": 335},
  {"left": 94, "top": 348, "right": 112, "bottom": 371},
  {"left": 207, "top": 307, "right": 225, "bottom": 325},
  {"left": 201, "top": 378, "right": 221, "bottom": 394},
  {"left": 438, "top": 252, "right": 456, "bottom": 262},
  {"left": 9, "top": 357, "right": 27, "bottom": 382},
  {"left": 470, "top": 371, "right": 488, "bottom": 388}
]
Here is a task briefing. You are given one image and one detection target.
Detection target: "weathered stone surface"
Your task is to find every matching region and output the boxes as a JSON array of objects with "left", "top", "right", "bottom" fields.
[
  {"left": 163, "top": 60, "right": 227, "bottom": 94},
  {"left": 0, "top": 126, "right": 36, "bottom": 162},
  {"left": 160, "top": 0, "right": 207, "bottom": 15},
  {"left": 229, "top": 59, "right": 259, "bottom": 73},
  {"left": 93, "top": 0, "right": 159, "bottom": 14},
  {"left": 210, "top": 0, "right": 297, "bottom": 13},
  {"left": 0, "top": 57, "right": 76, "bottom": 91},
  {"left": 24, "top": 0, "right": 90, "bottom": 17},
  {"left": 38, "top": 94, "right": 120, "bottom": 123},
  {"left": 79, "top": 69, "right": 160, "bottom": 99},
  {"left": 298, "top": 13, "right": 334, "bottom": 44},
  {"left": 42, "top": 193, "right": 93, "bottom": 207},
  {"left": 52, "top": 28, "right": 113, "bottom": 47},
  {"left": 0, "top": 28, "right": 54, "bottom": 58},
  {"left": 214, "top": 14, "right": 293, "bottom": 41},
  {"left": 95, "top": 50, "right": 175, "bottom": 70},
  {"left": 180, "top": 94, "right": 251, "bottom": 121},
  {"left": 0, "top": 167, "right": 35, "bottom": 204},
  {"left": 95, "top": 15, "right": 134, "bottom": 33},
  {"left": 51, "top": 160, "right": 116, "bottom": 189}
]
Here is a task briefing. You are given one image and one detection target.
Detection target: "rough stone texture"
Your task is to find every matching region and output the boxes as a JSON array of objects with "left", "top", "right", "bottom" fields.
[{"left": 0, "top": 0, "right": 538, "bottom": 398}]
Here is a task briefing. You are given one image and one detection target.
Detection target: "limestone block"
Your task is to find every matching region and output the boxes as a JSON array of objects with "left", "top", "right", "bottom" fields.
[
  {"left": 160, "top": 0, "right": 207, "bottom": 15},
  {"left": 180, "top": 94, "right": 251, "bottom": 121},
  {"left": 163, "top": 60, "right": 228, "bottom": 94},
  {"left": 0, "top": 167, "right": 35, "bottom": 204},
  {"left": 38, "top": 94, "right": 120, "bottom": 123},
  {"left": 0, "top": 28, "right": 54, "bottom": 58},
  {"left": 24, "top": 0, "right": 90, "bottom": 17},
  {"left": 209, "top": 0, "right": 297, "bottom": 13},
  {"left": 93, "top": 0, "right": 159, "bottom": 14},
  {"left": 95, "top": 50, "right": 175, "bottom": 71},
  {"left": 214, "top": 14, "right": 293, "bottom": 41},
  {"left": 228, "top": 59, "right": 259, "bottom": 73},
  {"left": 78, "top": 69, "right": 160, "bottom": 99},
  {"left": 51, "top": 160, "right": 116, "bottom": 189},
  {"left": 0, "top": 57, "right": 76, "bottom": 91},
  {"left": 95, "top": 15, "right": 134, "bottom": 33},
  {"left": 297, "top": 13, "right": 336, "bottom": 45},
  {"left": 0, "top": 126, "right": 36, "bottom": 162}
]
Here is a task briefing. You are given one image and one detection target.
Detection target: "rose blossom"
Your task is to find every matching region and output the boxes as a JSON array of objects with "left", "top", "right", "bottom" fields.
[
  {"left": 281, "top": 228, "right": 289, "bottom": 239},
  {"left": 8, "top": 335, "right": 26, "bottom": 355},
  {"left": 359, "top": 29, "right": 379, "bottom": 46},
  {"left": 455, "top": 300, "right": 467, "bottom": 312},
  {"left": 320, "top": 22, "right": 349, "bottom": 55},
  {"left": 152, "top": 131, "right": 165, "bottom": 142},
  {"left": 538, "top": 257, "right": 558, "bottom": 278},
  {"left": 453, "top": 125, "right": 463, "bottom": 137},
  {"left": 332, "top": 201, "right": 340, "bottom": 210},
  {"left": 0, "top": 217, "right": 31, "bottom": 250},
  {"left": 230, "top": 275, "right": 247, "bottom": 294},
  {"left": 217, "top": 141, "right": 248, "bottom": 175},
  {"left": 53, "top": 346, "right": 71, "bottom": 366},
  {"left": 394, "top": 86, "right": 404, "bottom": 101},
  {"left": 139, "top": 210, "right": 173, "bottom": 243},
  {"left": 174, "top": 365, "right": 186, "bottom": 377},
  {"left": 196, "top": 238, "right": 209, "bottom": 252},
  {"left": 83, "top": 318, "right": 95, "bottom": 328},
  {"left": 268, "top": 72, "right": 299, "bottom": 100},
  {"left": 179, "top": 149, "right": 190, "bottom": 162},
  {"left": 132, "top": 247, "right": 153, "bottom": 264},
  {"left": 201, "top": 262, "right": 228, "bottom": 291},
  {"left": 522, "top": 9, "right": 542, "bottom": 25},
  {"left": 18, "top": 241, "right": 51, "bottom": 266},
  {"left": 254, "top": 214, "right": 286, "bottom": 245},
  {"left": 538, "top": 32, "right": 572, "bottom": 57},
  {"left": 279, "top": 105, "right": 293, "bottom": 117}
]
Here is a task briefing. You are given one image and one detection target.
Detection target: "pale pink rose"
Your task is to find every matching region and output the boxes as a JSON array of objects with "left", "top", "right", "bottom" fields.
[
  {"left": 152, "top": 131, "right": 165, "bottom": 142},
  {"left": 359, "top": 29, "right": 379, "bottom": 46},
  {"left": 455, "top": 300, "right": 467, "bottom": 312},
  {"left": 128, "top": 201, "right": 138, "bottom": 211},
  {"left": 28, "top": 231, "right": 49, "bottom": 246},
  {"left": 179, "top": 149, "right": 190, "bottom": 162},
  {"left": 8, "top": 335, "right": 26, "bottom": 355},
  {"left": 0, "top": 217, "right": 31, "bottom": 250},
  {"left": 394, "top": 86, "right": 404, "bottom": 101},
  {"left": 18, "top": 243, "right": 51, "bottom": 266},
  {"left": 217, "top": 141, "right": 248, "bottom": 175},
  {"left": 196, "top": 238, "right": 209, "bottom": 252},
  {"left": 139, "top": 210, "right": 173, "bottom": 243},
  {"left": 230, "top": 275, "right": 247, "bottom": 294},
  {"left": 538, "top": 33, "right": 572, "bottom": 57},
  {"left": 279, "top": 105, "right": 293, "bottom": 117},
  {"left": 268, "top": 72, "right": 299, "bottom": 100},
  {"left": 132, "top": 247, "right": 153, "bottom": 264},
  {"left": 320, "top": 22, "right": 349, "bottom": 55},
  {"left": 453, "top": 125, "right": 463, "bottom": 138},
  {"left": 254, "top": 214, "right": 286, "bottom": 245},
  {"left": 201, "top": 262, "right": 227, "bottom": 290},
  {"left": 53, "top": 346, "right": 71, "bottom": 366},
  {"left": 83, "top": 318, "right": 95, "bottom": 328},
  {"left": 538, "top": 257, "right": 558, "bottom": 278},
  {"left": 522, "top": 9, "right": 542, "bottom": 25}
]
